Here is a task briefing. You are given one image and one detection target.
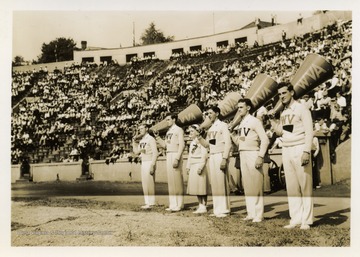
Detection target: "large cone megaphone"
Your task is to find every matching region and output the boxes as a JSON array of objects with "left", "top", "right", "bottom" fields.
[
  {"left": 150, "top": 104, "right": 203, "bottom": 135},
  {"left": 229, "top": 73, "right": 278, "bottom": 130},
  {"left": 268, "top": 53, "right": 334, "bottom": 118},
  {"left": 291, "top": 53, "right": 334, "bottom": 98},
  {"left": 218, "top": 92, "right": 243, "bottom": 118},
  {"left": 200, "top": 92, "right": 242, "bottom": 130},
  {"left": 177, "top": 104, "right": 204, "bottom": 126},
  {"left": 246, "top": 74, "right": 278, "bottom": 110},
  {"left": 149, "top": 119, "right": 169, "bottom": 135}
]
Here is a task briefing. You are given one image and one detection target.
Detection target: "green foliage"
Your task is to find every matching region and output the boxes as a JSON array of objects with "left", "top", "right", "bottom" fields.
[
  {"left": 140, "top": 22, "right": 174, "bottom": 45},
  {"left": 12, "top": 55, "right": 25, "bottom": 66},
  {"left": 37, "top": 37, "right": 77, "bottom": 63}
]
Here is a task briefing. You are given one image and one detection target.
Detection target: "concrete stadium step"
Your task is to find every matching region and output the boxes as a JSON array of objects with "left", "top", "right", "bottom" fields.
[
  {"left": 16, "top": 174, "right": 32, "bottom": 183},
  {"left": 76, "top": 174, "right": 93, "bottom": 181},
  {"left": 16, "top": 179, "right": 32, "bottom": 183}
]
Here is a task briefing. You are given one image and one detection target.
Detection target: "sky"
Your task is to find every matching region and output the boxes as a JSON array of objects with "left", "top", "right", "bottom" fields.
[
  {"left": 12, "top": 10, "right": 317, "bottom": 61},
  {"left": 6, "top": 0, "right": 357, "bottom": 61}
]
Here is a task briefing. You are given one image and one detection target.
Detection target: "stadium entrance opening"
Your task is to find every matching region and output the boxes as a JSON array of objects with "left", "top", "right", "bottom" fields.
[
  {"left": 126, "top": 53, "right": 138, "bottom": 63},
  {"left": 216, "top": 40, "right": 229, "bottom": 48},
  {"left": 82, "top": 57, "right": 94, "bottom": 63},
  {"left": 235, "top": 37, "right": 247, "bottom": 44},
  {"left": 100, "top": 56, "right": 112, "bottom": 64}
]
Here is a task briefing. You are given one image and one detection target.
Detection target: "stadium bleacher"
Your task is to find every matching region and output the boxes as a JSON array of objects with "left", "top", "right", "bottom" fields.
[{"left": 11, "top": 19, "right": 352, "bottom": 165}]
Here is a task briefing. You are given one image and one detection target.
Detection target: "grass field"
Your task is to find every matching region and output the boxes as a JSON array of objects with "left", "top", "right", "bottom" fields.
[
  {"left": 11, "top": 198, "right": 349, "bottom": 247},
  {"left": 11, "top": 180, "right": 350, "bottom": 247}
]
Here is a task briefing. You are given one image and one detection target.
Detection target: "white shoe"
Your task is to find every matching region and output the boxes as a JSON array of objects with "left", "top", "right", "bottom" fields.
[
  {"left": 165, "top": 207, "right": 172, "bottom": 211},
  {"left": 193, "top": 204, "right": 201, "bottom": 213},
  {"left": 283, "top": 224, "right": 297, "bottom": 229},
  {"left": 141, "top": 205, "right": 151, "bottom": 209},
  {"left": 300, "top": 224, "right": 310, "bottom": 230},
  {"left": 192, "top": 209, "right": 201, "bottom": 214},
  {"left": 193, "top": 208, "right": 207, "bottom": 214},
  {"left": 252, "top": 218, "right": 262, "bottom": 223},
  {"left": 171, "top": 208, "right": 181, "bottom": 212},
  {"left": 197, "top": 204, "right": 207, "bottom": 213},
  {"left": 198, "top": 207, "right": 207, "bottom": 213},
  {"left": 216, "top": 213, "right": 229, "bottom": 218},
  {"left": 242, "top": 216, "right": 253, "bottom": 221},
  {"left": 194, "top": 207, "right": 207, "bottom": 214}
]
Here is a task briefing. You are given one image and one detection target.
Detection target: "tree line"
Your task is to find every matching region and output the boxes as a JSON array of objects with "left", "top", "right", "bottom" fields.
[{"left": 13, "top": 22, "right": 174, "bottom": 66}]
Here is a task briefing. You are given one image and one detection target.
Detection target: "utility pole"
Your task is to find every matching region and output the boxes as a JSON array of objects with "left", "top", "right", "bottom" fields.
[
  {"left": 213, "top": 12, "right": 215, "bottom": 34},
  {"left": 54, "top": 43, "right": 58, "bottom": 62},
  {"left": 133, "top": 21, "right": 135, "bottom": 46}
]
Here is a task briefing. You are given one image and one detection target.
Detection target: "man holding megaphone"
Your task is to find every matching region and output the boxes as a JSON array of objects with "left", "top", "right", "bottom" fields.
[
  {"left": 230, "top": 98, "right": 269, "bottom": 223},
  {"left": 269, "top": 82, "right": 314, "bottom": 230},
  {"left": 197, "top": 106, "right": 232, "bottom": 218},
  {"left": 155, "top": 114, "right": 185, "bottom": 212}
]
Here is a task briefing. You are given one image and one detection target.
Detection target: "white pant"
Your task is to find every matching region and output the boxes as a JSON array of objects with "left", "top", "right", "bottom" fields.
[
  {"left": 209, "top": 153, "right": 230, "bottom": 215},
  {"left": 282, "top": 144, "right": 314, "bottom": 225},
  {"left": 141, "top": 160, "right": 156, "bottom": 206},
  {"left": 263, "top": 163, "right": 271, "bottom": 192},
  {"left": 240, "top": 151, "right": 264, "bottom": 220},
  {"left": 166, "top": 153, "right": 184, "bottom": 209}
]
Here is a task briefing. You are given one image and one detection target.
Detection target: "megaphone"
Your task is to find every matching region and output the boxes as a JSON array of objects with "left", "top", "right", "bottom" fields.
[
  {"left": 150, "top": 104, "right": 203, "bottom": 135},
  {"left": 229, "top": 73, "right": 278, "bottom": 130},
  {"left": 268, "top": 53, "right": 334, "bottom": 118},
  {"left": 291, "top": 53, "right": 334, "bottom": 98},
  {"left": 177, "top": 104, "right": 204, "bottom": 126},
  {"left": 149, "top": 119, "right": 169, "bottom": 135},
  {"left": 200, "top": 92, "right": 242, "bottom": 130},
  {"left": 246, "top": 74, "right": 278, "bottom": 110},
  {"left": 266, "top": 99, "right": 284, "bottom": 119},
  {"left": 218, "top": 92, "right": 243, "bottom": 119}
]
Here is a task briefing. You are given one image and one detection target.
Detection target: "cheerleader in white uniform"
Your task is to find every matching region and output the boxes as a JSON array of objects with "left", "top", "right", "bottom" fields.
[
  {"left": 132, "top": 124, "right": 158, "bottom": 209},
  {"left": 156, "top": 114, "right": 185, "bottom": 211},
  {"left": 186, "top": 125, "right": 209, "bottom": 214}
]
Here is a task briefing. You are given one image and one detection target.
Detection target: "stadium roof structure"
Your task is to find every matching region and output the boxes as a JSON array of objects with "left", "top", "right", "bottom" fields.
[
  {"left": 82, "top": 46, "right": 109, "bottom": 51},
  {"left": 240, "top": 20, "right": 274, "bottom": 30}
]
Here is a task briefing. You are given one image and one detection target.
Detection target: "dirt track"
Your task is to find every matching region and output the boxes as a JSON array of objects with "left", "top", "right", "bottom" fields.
[{"left": 11, "top": 180, "right": 351, "bottom": 247}]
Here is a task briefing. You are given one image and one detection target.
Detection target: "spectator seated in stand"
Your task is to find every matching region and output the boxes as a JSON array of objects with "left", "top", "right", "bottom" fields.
[
  {"left": 314, "top": 118, "right": 330, "bottom": 134},
  {"left": 105, "top": 142, "right": 122, "bottom": 165},
  {"left": 10, "top": 19, "right": 352, "bottom": 164},
  {"left": 69, "top": 147, "right": 80, "bottom": 162}
]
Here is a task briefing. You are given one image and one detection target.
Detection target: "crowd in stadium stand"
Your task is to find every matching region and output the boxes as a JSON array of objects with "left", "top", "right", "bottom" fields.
[
  {"left": 170, "top": 42, "right": 249, "bottom": 60},
  {"left": 11, "top": 19, "right": 352, "bottom": 165}
]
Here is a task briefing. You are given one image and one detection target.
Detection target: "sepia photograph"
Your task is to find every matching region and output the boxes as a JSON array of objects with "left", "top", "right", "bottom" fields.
[{"left": 1, "top": 0, "right": 359, "bottom": 256}]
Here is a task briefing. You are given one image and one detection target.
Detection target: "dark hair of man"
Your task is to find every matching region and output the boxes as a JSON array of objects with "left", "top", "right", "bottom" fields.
[
  {"left": 277, "top": 82, "right": 297, "bottom": 99},
  {"left": 170, "top": 113, "right": 178, "bottom": 121},
  {"left": 277, "top": 82, "right": 293, "bottom": 91},
  {"left": 168, "top": 113, "right": 178, "bottom": 121},
  {"left": 166, "top": 113, "right": 180, "bottom": 126},
  {"left": 209, "top": 106, "right": 221, "bottom": 115},
  {"left": 238, "top": 98, "right": 254, "bottom": 113}
]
